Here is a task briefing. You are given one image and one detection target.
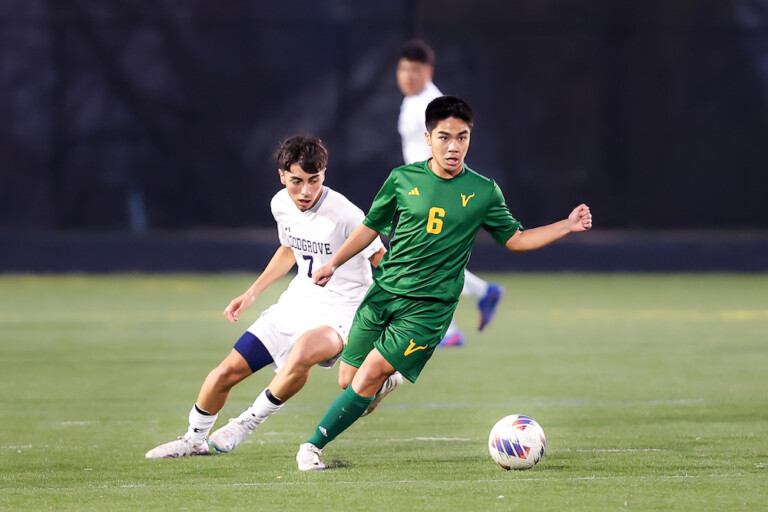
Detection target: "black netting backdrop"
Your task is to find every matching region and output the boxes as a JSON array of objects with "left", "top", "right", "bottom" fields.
[{"left": 2, "top": 0, "right": 767, "bottom": 230}]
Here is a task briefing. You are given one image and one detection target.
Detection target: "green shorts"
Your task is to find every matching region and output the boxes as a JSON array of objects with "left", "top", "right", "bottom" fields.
[{"left": 341, "top": 282, "right": 458, "bottom": 383}]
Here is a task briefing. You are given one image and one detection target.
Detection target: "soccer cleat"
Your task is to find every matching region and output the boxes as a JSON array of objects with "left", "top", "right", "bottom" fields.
[
  {"left": 208, "top": 417, "right": 255, "bottom": 453},
  {"left": 296, "top": 442, "right": 325, "bottom": 471},
  {"left": 438, "top": 331, "right": 465, "bottom": 347},
  {"left": 361, "top": 372, "right": 404, "bottom": 417},
  {"left": 145, "top": 435, "right": 210, "bottom": 459},
  {"left": 478, "top": 283, "right": 505, "bottom": 331}
]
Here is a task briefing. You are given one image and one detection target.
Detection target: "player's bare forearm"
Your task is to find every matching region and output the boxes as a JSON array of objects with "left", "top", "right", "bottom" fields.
[
  {"left": 334, "top": 224, "right": 380, "bottom": 268},
  {"left": 313, "top": 224, "right": 379, "bottom": 286},
  {"left": 247, "top": 246, "right": 297, "bottom": 295},
  {"left": 505, "top": 221, "right": 569, "bottom": 252},
  {"left": 223, "top": 246, "right": 295, "bottom": 322},
  {"left": 505, "top": 204, "right": 592, "bottom": 252}
]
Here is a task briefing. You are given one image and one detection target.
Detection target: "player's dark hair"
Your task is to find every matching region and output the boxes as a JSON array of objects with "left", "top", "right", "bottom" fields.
[
  {"left": 399, "top": 39, "right": 435, "bottom": 66},
  {"left": 275, "top": 135, "right": 328, "bottom": 174},
  {"left": 425, "top": 96, "right": 474, "bottom": 132}
]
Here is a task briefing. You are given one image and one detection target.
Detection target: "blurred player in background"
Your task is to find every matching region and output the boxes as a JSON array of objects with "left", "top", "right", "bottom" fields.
[
  {"left": 296, "top": 96, "right": 592, "bottom": 470},
  {"left": 145, "top": 135, "right": 386, "bottom": 458},
  {"left": 397, "top": 39, "right": 504, "bottom": 347}
]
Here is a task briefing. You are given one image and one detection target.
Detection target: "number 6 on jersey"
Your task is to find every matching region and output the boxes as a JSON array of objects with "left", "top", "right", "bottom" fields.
[{"left": 426, "top": 206, "right": 445, "bottom": 234}]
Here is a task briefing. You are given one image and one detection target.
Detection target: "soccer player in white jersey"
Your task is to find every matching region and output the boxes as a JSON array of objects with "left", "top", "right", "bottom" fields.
[
  {"left": 397, "top": 40, "right": 504, "bottom": 347},
  {"left": 145, "top": 135, "right": 385, "bottom": 458}
]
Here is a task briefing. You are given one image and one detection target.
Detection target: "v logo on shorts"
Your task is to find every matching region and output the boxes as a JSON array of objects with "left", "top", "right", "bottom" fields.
[{"left": 404, "top": 339, "right": 428, "bottom": 356}]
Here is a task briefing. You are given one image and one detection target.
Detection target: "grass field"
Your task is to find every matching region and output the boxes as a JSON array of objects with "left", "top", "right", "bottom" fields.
[{"left": 1, "top": 273, "right": 766, "bottom": 511}]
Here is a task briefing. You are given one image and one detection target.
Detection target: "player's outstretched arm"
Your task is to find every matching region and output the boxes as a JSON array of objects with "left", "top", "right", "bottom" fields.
[
  {"left": 505, "top": 204, "right": 592, "bottom": 252},
  {"left": 223, "top": 246, "right": 296, "bottom": 323},
  {"left": 313, "top": 224, "right": 380, "bottom": 286}
]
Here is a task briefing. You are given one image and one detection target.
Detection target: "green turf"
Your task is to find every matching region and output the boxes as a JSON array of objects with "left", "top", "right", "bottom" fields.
[{"left": 1, "top": 273, "right": 766, "bottom": 511}]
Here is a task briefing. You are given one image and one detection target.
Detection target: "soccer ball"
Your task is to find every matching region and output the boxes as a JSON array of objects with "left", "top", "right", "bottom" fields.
[{"left": 488, "top": 414, "right": 546, "bottom": 470}]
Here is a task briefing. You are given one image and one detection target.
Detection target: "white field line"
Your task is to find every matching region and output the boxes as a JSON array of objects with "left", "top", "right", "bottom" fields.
[
  {"left": 378, "top": 440, "right": 670, "bottom": 452},
  {"left": 12, "top": 473, "right": 748, "bottom": 492},
  {"left": 285, "top": 398, "right": 707, "bottom": 412},
  {"left": 17, "top": 474, "right": 747, "bottom": 491},
  {"left": 1, "top": 309, "right": 767, "bottom": 324},
  {"left": 74, "top": 473, "right": 746, "bottom": 490},
  {"left": 546, "top": 309, "right": 768, "bottom": 322},
  {"left": 224, "top": 473, "right": 745, "bottom": 486},
  {"left": 381, "top": 443, "right": 666, "bottom": 452},
  {"left": 400, "top": 437, "right": 473, "bottom": 441},
  {"left": 563, "top": 448, "right": 665, "bottom": 453},
  {"left": 0, "top": 311, "right": 220, "bottom": 323},
  {"left": 381, "top": 398, "right": 707, "bottom": 411}
]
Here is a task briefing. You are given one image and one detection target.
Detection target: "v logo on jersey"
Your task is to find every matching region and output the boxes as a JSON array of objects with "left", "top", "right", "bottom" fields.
[
  {"left": 461, "top": 193, "right": 475, "bottom": 207},
  {"left": 404, "top": 339, "right": 428, "bottom": 356},
  {"left": 408, "top": 187, "right": 420, "bottom": 196}
]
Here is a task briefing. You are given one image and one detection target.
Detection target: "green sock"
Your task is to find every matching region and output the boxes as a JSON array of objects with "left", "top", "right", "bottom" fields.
[{"left": 307, "top": 386, "right": 374, "bottom": 449}]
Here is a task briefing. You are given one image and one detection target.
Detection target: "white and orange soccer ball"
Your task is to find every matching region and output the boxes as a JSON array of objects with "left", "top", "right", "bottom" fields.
[{"left": 488, "top": 414, "right": 547, "bottom": 470}]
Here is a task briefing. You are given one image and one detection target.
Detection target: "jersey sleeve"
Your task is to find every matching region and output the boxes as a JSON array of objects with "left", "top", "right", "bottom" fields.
[
  {"left": 363, "top": 172, "right": 399, "bottom": 237},
  {"left": 270, "top": 195, "right": 290, "bottom": 247},
  {"left": 276, "top": 220, "right": 289, "bottom": 247},
  {"left": 483, "top": 182, "right": 523, "bottom": 245}
]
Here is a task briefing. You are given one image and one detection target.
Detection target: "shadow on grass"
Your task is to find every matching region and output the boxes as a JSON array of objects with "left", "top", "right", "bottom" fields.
[{"left": 325, "top": 459, "right": 351, "bottom": 469}]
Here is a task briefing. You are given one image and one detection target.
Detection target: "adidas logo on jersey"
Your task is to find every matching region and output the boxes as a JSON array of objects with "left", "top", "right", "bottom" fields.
[{"left": 408, "top": 187, "right": 420, "bottom": 196}]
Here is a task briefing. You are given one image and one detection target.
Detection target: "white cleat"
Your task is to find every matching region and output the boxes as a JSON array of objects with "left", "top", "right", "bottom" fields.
[
  {"left": 208, "top": 417, "right": 255, "bottom": 453},
  {"left": 296, "top": 442, "right": 325, "bottom": 471},
  {"left": 145, "top": 435, "right": 210, "bottom": 459},
  {"left": 361, "top": 372, "right": 404, "bottom": 417}
]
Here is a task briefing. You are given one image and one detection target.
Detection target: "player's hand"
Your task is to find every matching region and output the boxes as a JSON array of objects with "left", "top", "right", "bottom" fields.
[
  {"left": 223, "top": 293, "right": 255, "bottom": 323},
  {"left": 567, "top": 204, "right": 592, "bottom": 232},
  {"left": 312, "top": 263, "right": 336, "bottom": 287}
]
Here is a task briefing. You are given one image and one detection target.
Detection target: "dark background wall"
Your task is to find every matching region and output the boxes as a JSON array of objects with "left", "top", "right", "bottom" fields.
[{"left": 2, "top": 0, "right": 768, "bottom": 236}]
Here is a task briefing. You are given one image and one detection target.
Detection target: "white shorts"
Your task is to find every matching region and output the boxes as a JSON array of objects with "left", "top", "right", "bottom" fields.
[{"left": 246, "top": 295, "right": 357, "bottom": 372}]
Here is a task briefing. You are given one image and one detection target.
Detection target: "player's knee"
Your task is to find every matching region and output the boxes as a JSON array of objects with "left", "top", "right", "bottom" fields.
[
  {"left": 209, "top": 363, "right": 242, "bottom": 389},
  {"left": 287, "top": 343, "right": 315, "bottom": 368},
  {"left": 338, "top": 362, "right": 357, "bottom": 389},
  {"left": 355, "top": 358, "right": 392, "bottom": 389},
  {"left": 338, "top": 370, "right": 354, "bottom": 389},
  {"left": 356, "top": 366, "right": 384, "bottom": 385},
  {"left": 220, "top": 359, "right": 240, "bottom": 377},
  {"left": 294, "top": 329, "right": 342, "bottom": 367},
  {"left": 281, "top": 355, "right": 313, "bottom": 378}
]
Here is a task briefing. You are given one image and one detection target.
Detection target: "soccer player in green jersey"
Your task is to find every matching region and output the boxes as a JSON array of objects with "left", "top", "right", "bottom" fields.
[{"left": 295, "top": 95, "right": 593, "bottom": 470}]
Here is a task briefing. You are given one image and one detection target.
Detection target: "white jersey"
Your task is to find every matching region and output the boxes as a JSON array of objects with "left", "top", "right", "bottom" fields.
[
  {"left": 398, "top": 81, "right": 443, "bottom": 164},
  {"left": 242, "top": 186, "right": 383, "bottom": 373},
  {"left": 271, "top": 186, "right": 383, "bottom": 308}
]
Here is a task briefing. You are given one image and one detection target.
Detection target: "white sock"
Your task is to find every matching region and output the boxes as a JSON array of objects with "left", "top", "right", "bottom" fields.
[
  {"left": 185, "top": 404, "right": 218, "bottom": 445},
  {"left": 462, "top": 270, "right": 488, "bottom": 298},
  {"left": 444, "top": 318, "right": 462, "bottom": 337},
  {"left": 238, "top": 389, "right": 283, "bottom": 429}
]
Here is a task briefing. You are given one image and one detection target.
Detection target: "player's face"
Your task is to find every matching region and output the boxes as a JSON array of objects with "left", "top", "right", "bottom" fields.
[
  {"left": 279, "top": 163, "right": 325, "bottom": 211},
  {"left": 396, "top": 58, "right": 433, "bottom": 97},
  {"left": 426, "top": 117, "right": 471, "bottom": 177}
]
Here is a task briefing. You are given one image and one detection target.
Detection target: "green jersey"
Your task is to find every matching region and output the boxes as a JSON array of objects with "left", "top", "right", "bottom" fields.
[{"left": 363, "top": 160, "right": 522, "bottom": 302}]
